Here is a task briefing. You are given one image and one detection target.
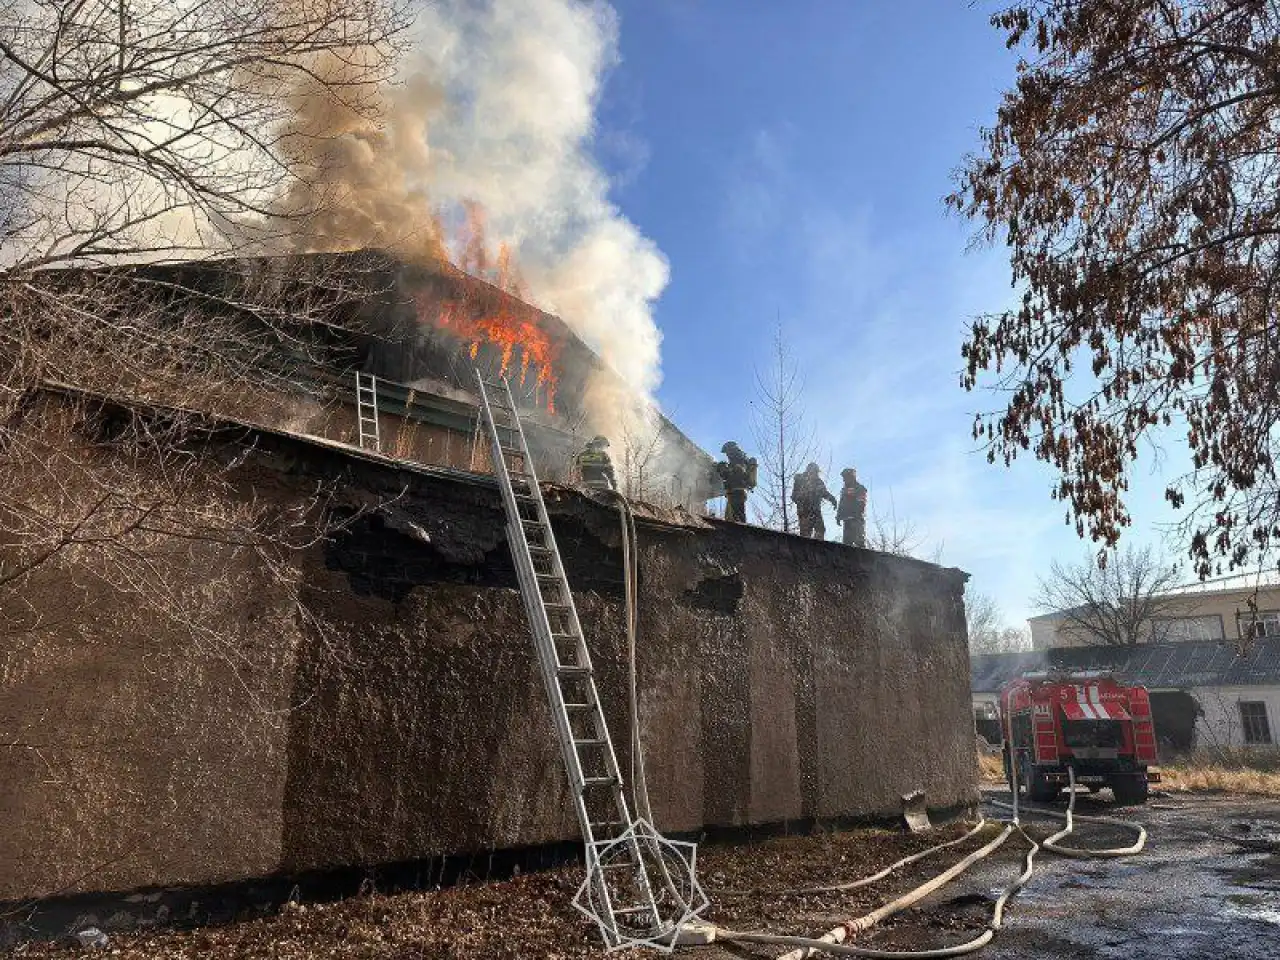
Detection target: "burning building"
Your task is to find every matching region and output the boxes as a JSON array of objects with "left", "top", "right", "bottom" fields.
[
  {"left": 0, "top": 251, "right": 978, "bottom": 939},
  {"left": 85, "top": 249, "right": 719, "bottom": 510}
]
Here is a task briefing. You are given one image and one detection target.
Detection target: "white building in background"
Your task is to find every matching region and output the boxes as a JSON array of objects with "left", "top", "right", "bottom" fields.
[{"left": 1028, "top": 570, "right": 1280, "bottom": 651}]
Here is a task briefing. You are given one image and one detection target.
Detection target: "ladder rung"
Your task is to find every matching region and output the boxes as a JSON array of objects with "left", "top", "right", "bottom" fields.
[
  {"left": 582, "top": 776, "right": 618, "bottom": 789},
  {"left": 592, "top": 820, "right": 627, "bottom": 831},
  {"left": 614, "top": 905, "right": 656, "bottom": 916},
  {"left": 564, "top": 702, "right": 593, "bottom": 711},
  {"left": 574, "top": 738, "right": 607, "bottom": 748},
  {"left": 557, "top": 665, "right": 591, "bottom": 679}
]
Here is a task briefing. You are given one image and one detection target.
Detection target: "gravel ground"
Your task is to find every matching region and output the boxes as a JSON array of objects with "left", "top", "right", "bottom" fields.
[{"left": 11, "top": 790, "right": 1280, "bottom": 958}]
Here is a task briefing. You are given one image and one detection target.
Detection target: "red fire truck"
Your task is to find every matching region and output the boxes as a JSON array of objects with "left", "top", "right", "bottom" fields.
[{"left": 999, "top": 672, "right": 1160, "bottom": 805}]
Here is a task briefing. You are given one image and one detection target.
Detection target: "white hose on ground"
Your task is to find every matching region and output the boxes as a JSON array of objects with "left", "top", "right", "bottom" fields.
[
  {"left": 713, "top": 818, "right": 991, "bottom": 897},
  {"left": 710, "top": 767, "right": 1141, "bottom": 958},
  {"left": 712, "top": 825, "right": 1013, "bottom": 960},
  {"left": 986, "top": 767, "right": 1147, "bottom": 858}
]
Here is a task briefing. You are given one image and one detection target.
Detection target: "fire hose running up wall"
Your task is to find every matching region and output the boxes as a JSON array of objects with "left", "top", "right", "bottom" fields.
[{"left": 610, "top": 497, "right": 1146, "bottom": 956}]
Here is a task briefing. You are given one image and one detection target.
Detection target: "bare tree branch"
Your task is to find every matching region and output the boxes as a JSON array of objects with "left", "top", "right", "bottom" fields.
[
  {"left": 1033, "top": 544, "right": 1189, "bottom": 646},
  {"left": 966, "top": 590, "right": 1033, "bottom": 653},
  {"left": 749, "top": 323, "right": 822, "bottom": 533}
]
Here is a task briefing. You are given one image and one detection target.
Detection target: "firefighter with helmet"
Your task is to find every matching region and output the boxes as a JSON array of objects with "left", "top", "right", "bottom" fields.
[
  {"left": 574, "top": 435, "right": 617, "bottom": 491},
  {"left": 836, "top": 466, "right": 868, "bottom": 548},
  {"left": 791, "top": 462, "right": 837, "bottom": 538},
  {"left": 716, "top": 441, "right": 757, "bottom": 522}
]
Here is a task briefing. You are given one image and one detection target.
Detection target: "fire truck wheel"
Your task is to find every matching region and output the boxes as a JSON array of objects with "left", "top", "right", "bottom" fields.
[
  {"left": 1027, "top": 774, "right": 1059, "bottom": 803},
  {"left": 1110, "top": 775, "right": 1149, "bottom": 806},
  {"left": 1022, "top": 758, "right": 1059, "bottom": 803}
]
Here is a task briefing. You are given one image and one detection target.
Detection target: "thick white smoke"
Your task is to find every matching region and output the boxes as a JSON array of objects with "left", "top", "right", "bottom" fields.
[
  {"left": 284, "top": 0, "right": 669, "bottom": 397},
  {"left": 417, "top": 0, "right": 668, "bottom": 395}
]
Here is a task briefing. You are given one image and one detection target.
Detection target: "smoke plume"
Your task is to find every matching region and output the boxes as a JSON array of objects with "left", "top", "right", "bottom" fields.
[{"left": 279, "top": 0, "right": 668, "bottom": 400}]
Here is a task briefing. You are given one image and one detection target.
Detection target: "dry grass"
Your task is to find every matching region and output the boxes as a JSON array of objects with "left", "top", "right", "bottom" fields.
[
  {"left": 977, "top": 747, "right": 1280, "bottom": 797},
  {"left": 977, "top": 753, "right": 1005, "bottom": 784},
  {"left": 1159, "top": 751, "right": 1280, "bottom": 797}
]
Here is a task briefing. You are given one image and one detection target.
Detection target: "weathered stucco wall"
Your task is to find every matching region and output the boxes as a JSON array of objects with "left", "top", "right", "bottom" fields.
[
  {"left": 0, "top": 406, "right": 305, "bottom": 904},
  {"left": 2, "top": 416, "right": 974, "bottom": 907}
]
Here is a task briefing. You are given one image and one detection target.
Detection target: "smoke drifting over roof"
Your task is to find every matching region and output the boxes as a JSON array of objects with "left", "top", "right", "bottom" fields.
[{"left": 278, "top": 0, "right": 668, "bottom": 399}]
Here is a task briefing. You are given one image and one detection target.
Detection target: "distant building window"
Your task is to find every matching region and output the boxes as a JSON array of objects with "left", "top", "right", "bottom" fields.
[
  {"left": 1237, "top": 610, "right": 1280, "bottom": 640},
  {"left": 1240, "top": 702, "right": 1273, "bottom": 745},
  {"left": 1153, "top": 616, "right": 1225, "bottom": 643}
]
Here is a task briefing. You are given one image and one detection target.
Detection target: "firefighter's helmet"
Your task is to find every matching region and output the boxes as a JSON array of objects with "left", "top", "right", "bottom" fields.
[{"left": 588, "top": 435, "right": 609, "bottom": 449}]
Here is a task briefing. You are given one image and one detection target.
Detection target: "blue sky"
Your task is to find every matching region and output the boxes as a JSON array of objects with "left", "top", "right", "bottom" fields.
[{"left": 590, "top": 1, "right": 1189, "bottom": 628}]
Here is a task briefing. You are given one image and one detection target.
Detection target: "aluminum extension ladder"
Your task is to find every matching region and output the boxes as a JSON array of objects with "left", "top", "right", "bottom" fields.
[
  {"left": 474, "top": 372, "right": 669, "bottom": 949},
  {"left": 355, "top": 371, "right": 381, "bottom": 452}
]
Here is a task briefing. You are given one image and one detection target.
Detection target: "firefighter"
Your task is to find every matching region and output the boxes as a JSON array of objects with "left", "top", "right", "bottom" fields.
[
  {"left": 791, "top": 462, "right": 836, "bottom": 539},
  {"left": 715, "top": 441, "right": 757, "bottom": 522},
  {"left": 836, "top": 466, "right": 868, "bottom": 548},
  {"left": 574, "top": 435, "right": 617, "bottom": 491}
]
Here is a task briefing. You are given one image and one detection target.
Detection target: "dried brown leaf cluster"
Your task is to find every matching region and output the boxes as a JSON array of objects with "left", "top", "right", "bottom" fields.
[
  {"left": 951, "top": 0, "right": 1280, "bottom": 576},
  {"left": 13, "top": 825, "right": 990, "bottom": 959}
]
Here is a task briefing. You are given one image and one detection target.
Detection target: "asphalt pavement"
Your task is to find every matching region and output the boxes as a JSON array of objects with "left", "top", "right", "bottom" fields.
[{"left": 973, "top": 788, "right": 1280, "bottom": 959}]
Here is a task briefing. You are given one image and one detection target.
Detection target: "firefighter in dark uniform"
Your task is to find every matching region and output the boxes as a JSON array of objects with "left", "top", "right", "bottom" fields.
[
  {"left": 837, "top": 466, "right": 868, "bottom": 548},
  {"left": 715, "top": 441, "right": 757, "bottom": 522},
  {"left": 791, "top": 462, "right": 836, "bottom": 538},
  {"left": 574, "top": 435, "right": 617, "bottom": 491}
]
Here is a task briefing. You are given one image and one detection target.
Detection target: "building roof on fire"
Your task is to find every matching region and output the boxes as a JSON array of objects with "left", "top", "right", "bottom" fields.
[
  {"left": 971, "top": 638, "right": 1280, "bottom": 692},
  {"left": 47, "top": 249, "right": 716, "bottom": 470}
]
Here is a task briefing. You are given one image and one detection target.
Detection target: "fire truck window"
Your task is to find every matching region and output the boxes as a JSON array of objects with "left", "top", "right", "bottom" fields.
[
  {"left": 1239, "top": 701, "right": 1273, "bottom": 745},
  {"left": 1061, "top": 719, "right": 1123, "bottom": 749}
]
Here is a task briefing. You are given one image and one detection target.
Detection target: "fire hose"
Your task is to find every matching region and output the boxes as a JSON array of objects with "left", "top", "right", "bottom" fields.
[
  {"left": 701, "top": 766, "right": 1146, "bottom": 958},
  {"left": 613, "top": 492, "right": 654, "bottom": 824}
]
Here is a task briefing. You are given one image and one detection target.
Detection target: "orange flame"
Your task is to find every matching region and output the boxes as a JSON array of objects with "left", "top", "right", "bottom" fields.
[{"left": 418, "top": 201, "right": 559, "bottom": 411}]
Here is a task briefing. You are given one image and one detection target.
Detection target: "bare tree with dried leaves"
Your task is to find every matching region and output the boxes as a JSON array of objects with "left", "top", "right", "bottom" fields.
[
  {"left": 1033, "top": 544, "right": 1188, "bottom": 646},
  {"left": 0, "top": 0, "right": 408, "bottom": 662},
  {"left": 950, "top": 0, "right": 1280, "bottom": 579},
  {"left": 1, "top": 0, "right": 408, "bottom": 272}
]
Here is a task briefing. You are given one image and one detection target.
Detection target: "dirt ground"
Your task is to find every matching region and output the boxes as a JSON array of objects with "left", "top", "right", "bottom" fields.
[{"left": 10, "top": 789, "right": 1280, "bottom": 958}]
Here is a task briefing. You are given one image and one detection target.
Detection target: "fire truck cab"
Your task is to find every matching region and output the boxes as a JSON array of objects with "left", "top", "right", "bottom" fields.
[{"left": 999, "top": 672, "right": 1160, "bottom": 805}]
